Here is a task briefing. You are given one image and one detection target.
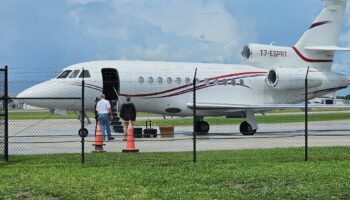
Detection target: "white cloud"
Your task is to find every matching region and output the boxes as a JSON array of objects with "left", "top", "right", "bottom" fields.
[
  {"left": 333, "top": 62, "right": 348, "bottom": 75},
  {"left": 109, "top": 0, "right": 247, "bottom": 44},
  {"left": 340, "top": 5, "right": 350, "bottom": 45},
  {"left": 334, "top": 4, "right": 350, "bottom": 76},
  {"left": 67, "top": 0, "right": 105, "bottom": 5},
  {"left": 67, "top": 0, "right": 257, "bottom": 63},
  {"left": 134, "top": 43, "right": 170, "bottom": 60}
]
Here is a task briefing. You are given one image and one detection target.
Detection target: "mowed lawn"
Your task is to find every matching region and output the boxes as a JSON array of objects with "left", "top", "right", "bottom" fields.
[{"left": 1, "top": 148, "right": 350, "bottom": 199}]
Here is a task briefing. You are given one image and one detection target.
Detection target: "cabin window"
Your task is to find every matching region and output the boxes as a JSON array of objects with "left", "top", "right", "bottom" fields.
[
  {"left": 69, "top": 70, "right": 80, "bottom": 78},
  {"left": 175, "top": 77, "right": 181, "bottom": 84},
  {"left": 239, "top": 79, "right": 244, "bottom": 85},
  {"left": 79, "top": 70, "right": 91, "bottom": 78},
  {"left": 148, "top": 77, "right": 154, "bottom": 84},
  {"left": 157, "top": 77, "right": 163, "bottom": 84},
  {"left": 185, "top": 77, "right": 191, "bottom": 84},
  {"left": 56, "top": 70, "right": 72, "bottom": 79},
  {"left": 167, "top": 77, "right": 172, "bottom": 84},
  {"left": 231, "top": 79, "right": 236, "bottom": 86},
  {"left": 138, "top": 77, "right": 144, "bottom": 83}
]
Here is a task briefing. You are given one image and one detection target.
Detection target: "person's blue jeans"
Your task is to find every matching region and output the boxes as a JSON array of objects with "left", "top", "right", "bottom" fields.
[{"left": 98, "top": 114, "right": 112, "bottom": 140}]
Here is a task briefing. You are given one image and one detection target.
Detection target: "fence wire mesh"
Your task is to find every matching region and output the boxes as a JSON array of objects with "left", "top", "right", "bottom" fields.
[{"left": 4, "top": 76, "right": 350, "bottom": 164}]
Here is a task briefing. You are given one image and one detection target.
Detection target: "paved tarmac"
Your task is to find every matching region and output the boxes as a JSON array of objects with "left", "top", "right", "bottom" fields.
[{"left": 6, "top": 119, "right": 350, "bottom": 154}]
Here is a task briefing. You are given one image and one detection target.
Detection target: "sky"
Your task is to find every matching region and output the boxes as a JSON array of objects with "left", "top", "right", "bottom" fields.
[{"left": 1, "top": 0, "right": 350, "bottom": 94}]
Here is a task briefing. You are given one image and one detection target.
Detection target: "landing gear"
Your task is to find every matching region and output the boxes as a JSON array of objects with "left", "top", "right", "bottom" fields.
[
  {"left": 195, "top": 117, "right": 210, "bottom": 134},
  {"left": 196, "top": 121, "right": 210, "bottom": 134},
  {"left": 239, "top": 121, "right": 256, "bottom": 135},
  {"left": 239, "top": 111, "right": 258, "bottom": 135}
]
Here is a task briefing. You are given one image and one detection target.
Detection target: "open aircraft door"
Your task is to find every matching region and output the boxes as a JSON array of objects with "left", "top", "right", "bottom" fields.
[{"left": 101, "top": 68, "right": 120, "bottom": 101}]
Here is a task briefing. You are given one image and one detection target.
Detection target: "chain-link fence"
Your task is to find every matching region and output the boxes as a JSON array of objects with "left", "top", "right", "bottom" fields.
[
  {"left": 3, "top": 68, "right": 350, "bottom": 164},
  {"left": 8, "top": 78, "right": 83, "bottom": 163},
  {"left": 0, "top": 67, "right": 6, "bottom": 162}
]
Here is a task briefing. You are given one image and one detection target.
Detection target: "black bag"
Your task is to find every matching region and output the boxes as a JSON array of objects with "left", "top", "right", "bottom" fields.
[
  {"left": 143, "top": 121, "right": 157, "bottom": 138},
  {"left": 133, "top": 127, "right": 143, "bottom": 138}
]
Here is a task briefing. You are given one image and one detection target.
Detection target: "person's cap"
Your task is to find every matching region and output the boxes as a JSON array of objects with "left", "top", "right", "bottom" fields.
[
  {"left": 100, "top": 94, "right": 105, "bottom": 99},
  {"left": 126, "top": 96, "right": 131, "bottom": 101}
]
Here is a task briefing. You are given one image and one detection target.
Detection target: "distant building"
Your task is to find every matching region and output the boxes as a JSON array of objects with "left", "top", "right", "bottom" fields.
[
  {"left": 0, "top": 99, "right": 24, "bottom": 110},
  {"left": 309, "top": 97, "right": 349, "bottom": 105}
]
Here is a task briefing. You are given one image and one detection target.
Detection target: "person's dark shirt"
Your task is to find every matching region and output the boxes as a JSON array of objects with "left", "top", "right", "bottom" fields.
[
  {"left": 120, "top": 102, "right": 136, "bottom": 121},
  {"left": 94, "top": 98, "right": 99, "bottom": 120}
]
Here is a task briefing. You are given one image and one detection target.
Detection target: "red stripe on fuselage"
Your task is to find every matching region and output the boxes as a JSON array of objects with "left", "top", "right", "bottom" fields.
[
  {"left": 292, "top": 46, "right": 333, "bottom": 63},
  {"left": 119, "top": 71, "right": 267, "bottom": 97}
]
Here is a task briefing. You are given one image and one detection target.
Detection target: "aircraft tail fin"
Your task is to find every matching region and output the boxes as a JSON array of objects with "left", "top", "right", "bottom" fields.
[{"left": 294, "top": 0, "right": 349, "bottom": 71}]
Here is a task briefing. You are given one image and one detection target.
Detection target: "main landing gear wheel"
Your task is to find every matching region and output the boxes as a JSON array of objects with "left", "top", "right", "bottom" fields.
[
  {"left": 240, "top": 121, "right": 256, "bottom": 135},
  {"left": 196, "top": 121, "right": 210, "bottom": 134}
]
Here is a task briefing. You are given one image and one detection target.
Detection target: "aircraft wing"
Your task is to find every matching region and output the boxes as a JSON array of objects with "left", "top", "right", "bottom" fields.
[{"left": 186, "top": 102, "right": 350, "bottom": 111}]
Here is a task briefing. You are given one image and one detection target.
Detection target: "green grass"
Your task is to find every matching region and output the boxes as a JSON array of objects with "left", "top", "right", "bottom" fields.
[
  {"left": 8, "top": 110, "right": 350, "bottom": 127},
  {"left": 1, "top": 147, "right": 350, "bottom": 199}
]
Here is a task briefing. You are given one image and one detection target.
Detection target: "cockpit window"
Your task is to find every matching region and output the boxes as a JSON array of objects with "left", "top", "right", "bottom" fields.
[
  {"left": 56, "top": 70, "right": 72, "bottom": 79},
  {"left": 69, "top": 70, "right": 81, "bottom": 78},
  {"left": 79, "top": 70, "right": 91, "bottom": 78}
]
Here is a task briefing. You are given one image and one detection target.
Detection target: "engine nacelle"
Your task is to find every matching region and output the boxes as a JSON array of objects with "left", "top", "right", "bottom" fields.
[
  {"left": 266, "top": 68, "right": 323, "bottom": 90},
  {"left": 242, "top": 44, "right": 298, "bottom": 67}
]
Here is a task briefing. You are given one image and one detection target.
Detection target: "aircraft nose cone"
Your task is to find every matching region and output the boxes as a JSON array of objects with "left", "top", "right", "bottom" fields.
[
  {"left": 16, "top": 80, "right": 83, "bottom": 110},
  {"left": 17, "top": 87, "right": 35, "bottom": 98},
  {"left": 16, "top": 83, "right": 46, "bottom": 108},
  {"left": 17, "top": 81, "right": 49, "bottom": 99}
]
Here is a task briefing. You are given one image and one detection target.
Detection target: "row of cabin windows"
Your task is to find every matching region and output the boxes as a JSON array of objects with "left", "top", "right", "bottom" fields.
[
  {"left": 138, "top": 76, "right": 244, "bottom": 86},
  {"left": 139, "top": 77, "right": 192, "bottom": 85},
  {"left": 55, "top": 70, "right": 245, "bottom": 86},
  {"left": 56, "top": 70, "right": 91, "bottom": 79}
]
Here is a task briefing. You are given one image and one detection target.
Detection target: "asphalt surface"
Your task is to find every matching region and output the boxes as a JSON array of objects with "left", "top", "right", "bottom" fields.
[{"left": 7, "top": 119, "right": 350, "bottom": 154}]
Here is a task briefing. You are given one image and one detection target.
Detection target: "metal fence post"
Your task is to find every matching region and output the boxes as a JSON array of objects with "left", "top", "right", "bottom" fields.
[
  {"left": 192, "top": 68, "right": 197, "bottom": 163},
  {"left": 305, "top": 66, "right": 309, "bottom": 162},
  {"left": 81, "top": 68, "right": 85, "bottom": 164},
  {"left": 4, "top": 65, "right": 8, "bottom": 162}
]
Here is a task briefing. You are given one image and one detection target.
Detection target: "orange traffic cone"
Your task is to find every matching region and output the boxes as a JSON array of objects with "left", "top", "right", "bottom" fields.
[
  {"left": 92, "top": 121, "right": 105, "bottom": 152},
  {"left": 122, "top": 120, "right": 139, "bottom": 153}
]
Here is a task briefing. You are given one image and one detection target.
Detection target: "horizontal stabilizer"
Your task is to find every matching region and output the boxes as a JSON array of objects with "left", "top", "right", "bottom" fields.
[{"left": 304, "top": 46, "right": 350, "bottom": 51}]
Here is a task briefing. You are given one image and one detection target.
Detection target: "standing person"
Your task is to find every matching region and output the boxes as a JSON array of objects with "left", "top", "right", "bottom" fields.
[
  {"left": 96, "top": 94, "right": 114, "bottom": 141},
  {"left": 120, "top": 96, "right": 136, "bottom": 139},
  {"left": 94, "top": 97, "right": 100, "bottom": 136},
  {"left": 94, "top": 97, "right": 100, "bottom": 122}
]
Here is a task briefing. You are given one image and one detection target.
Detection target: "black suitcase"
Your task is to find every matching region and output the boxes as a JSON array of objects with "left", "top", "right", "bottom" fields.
[
  {"left": 143, "top": 121, "right": 157, "bottom": 138},
  {"left": 133, "top": 127, "right": 143, "bottom": 138}
]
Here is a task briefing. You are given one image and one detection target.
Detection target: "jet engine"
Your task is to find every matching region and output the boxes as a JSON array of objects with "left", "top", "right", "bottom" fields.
[
  {"left": 241, "top": 44, "right": 297, "bottom": 67},
  {"left": 266, "top": 68, "right": 323, "bottom": 90}
]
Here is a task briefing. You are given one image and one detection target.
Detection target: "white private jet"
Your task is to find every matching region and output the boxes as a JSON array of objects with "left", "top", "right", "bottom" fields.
[{"left": 17, "top": 0, "right": 350, "bottom": 135}]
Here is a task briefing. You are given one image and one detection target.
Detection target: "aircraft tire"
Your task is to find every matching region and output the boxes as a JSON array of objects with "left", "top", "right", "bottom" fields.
[
  {"left": 196, "top": 121, "right": 210, "bottom": 134},
  {"left": 240, "top": 121, "right": 256, "bottom": 135}
]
